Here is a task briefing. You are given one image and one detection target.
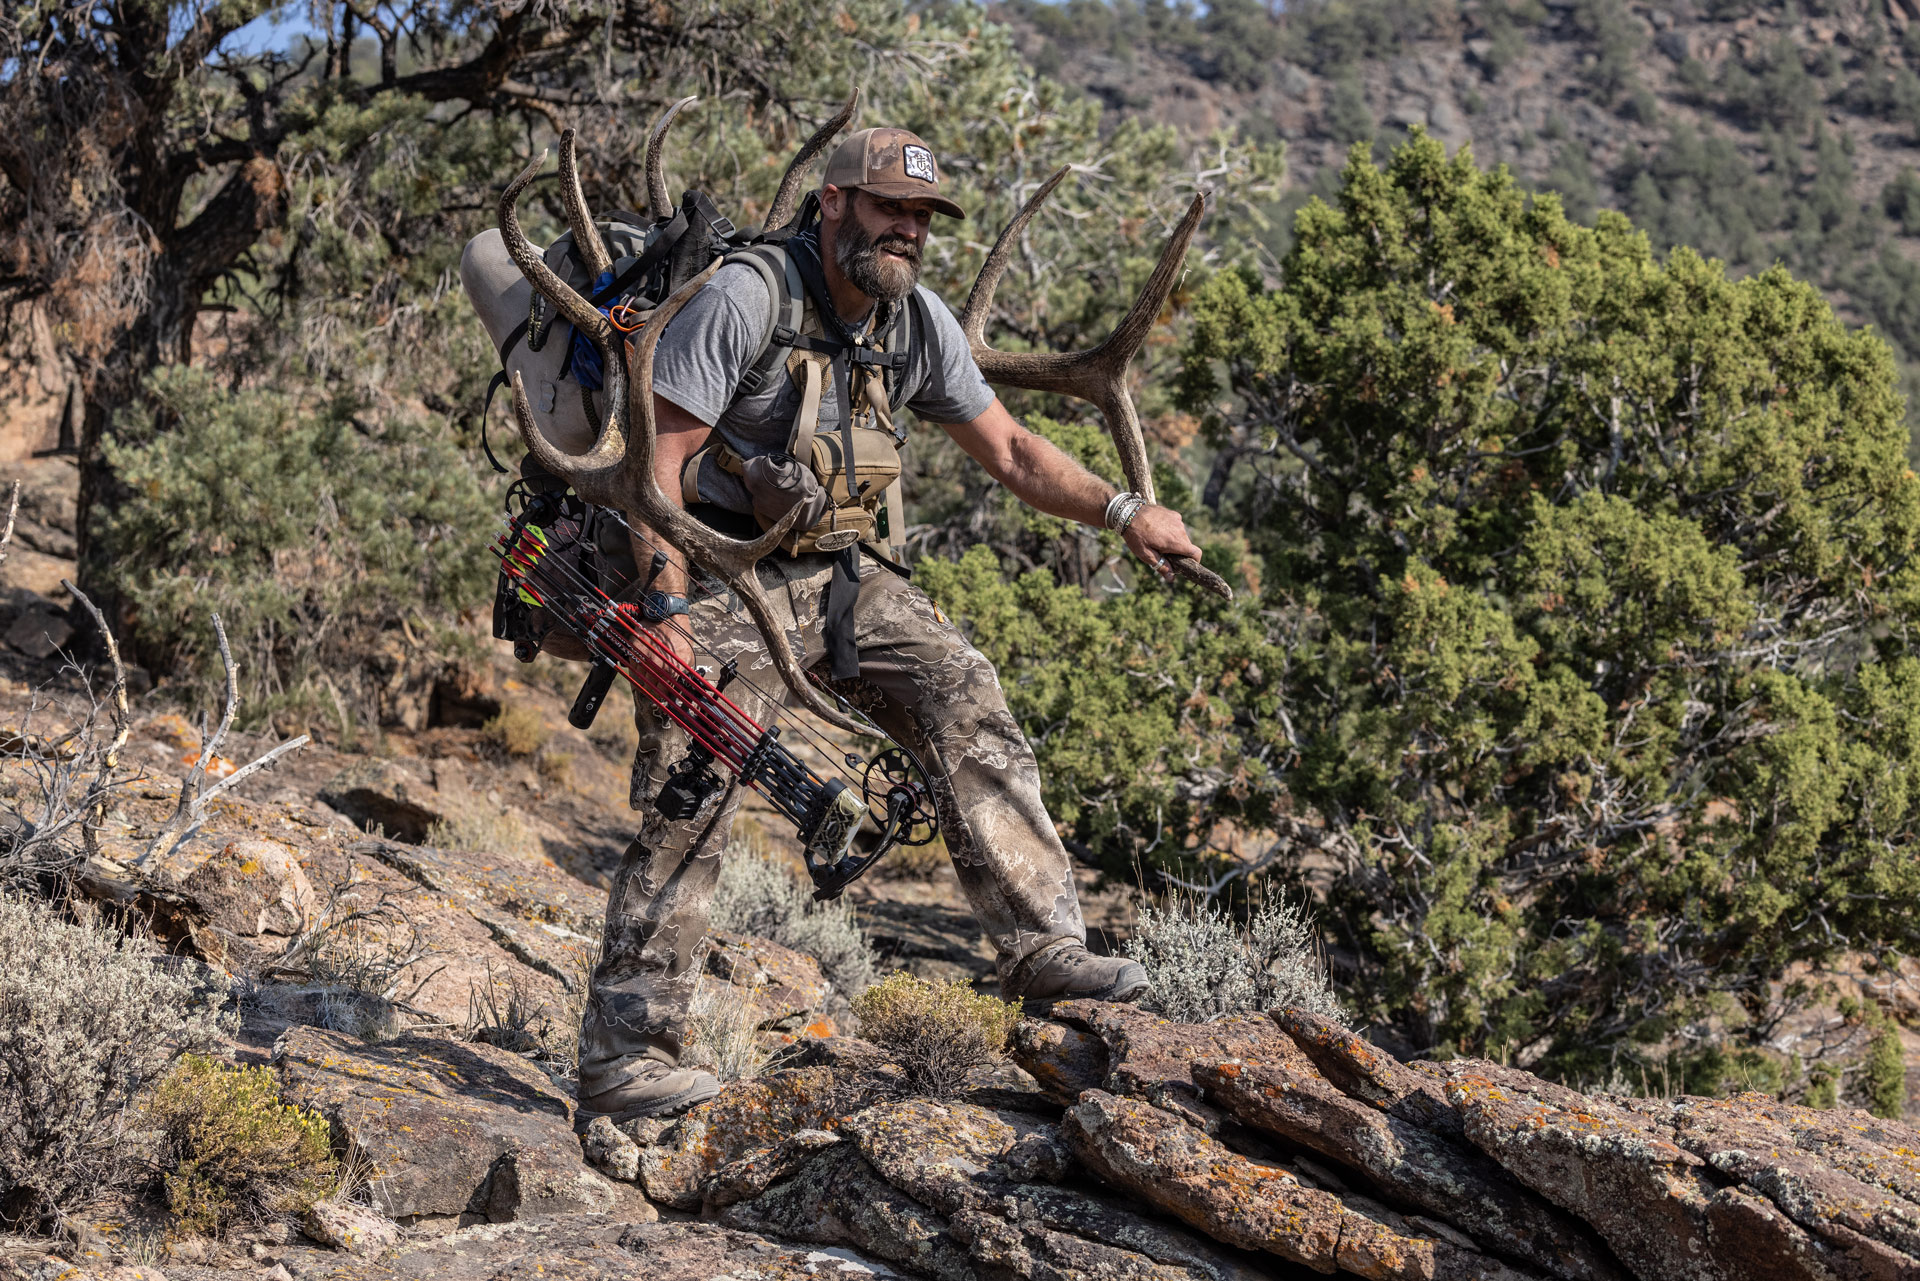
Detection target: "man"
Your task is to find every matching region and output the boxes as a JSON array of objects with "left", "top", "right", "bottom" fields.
[{"left": 577, "top": 127, "right": 1207, "bottom": 1121}]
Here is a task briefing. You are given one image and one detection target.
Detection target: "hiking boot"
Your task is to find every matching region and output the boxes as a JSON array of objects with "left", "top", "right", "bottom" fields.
[
  {"left": 1003, "top": 941, "right": 1149, "bottom": 1014},
  {"left": 575, "top": 1061, "right": 721, "bottom": 1126}
]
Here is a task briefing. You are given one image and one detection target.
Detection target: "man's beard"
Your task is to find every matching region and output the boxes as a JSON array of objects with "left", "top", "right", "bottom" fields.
[{"left": 835, "top": 212, "right": 923, "bottom": 304}]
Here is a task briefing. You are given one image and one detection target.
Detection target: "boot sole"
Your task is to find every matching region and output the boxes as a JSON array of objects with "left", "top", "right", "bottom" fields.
[
  {"left": 574, "top": 1078, "right": 723, "bottom": 1130},
  {"left": 1020, "top": 976, "right": 1150, "bottom": 1017}
]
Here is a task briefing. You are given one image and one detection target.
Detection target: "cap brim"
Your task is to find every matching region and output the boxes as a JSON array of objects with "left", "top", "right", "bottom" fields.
[{"left": 854, "top": 182, "right": 966, "bottom": 220}]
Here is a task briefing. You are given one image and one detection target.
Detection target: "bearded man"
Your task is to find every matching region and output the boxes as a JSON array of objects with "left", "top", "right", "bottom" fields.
[{"left": 577, "top": 127, "right": 1206, "bottom": 1121}]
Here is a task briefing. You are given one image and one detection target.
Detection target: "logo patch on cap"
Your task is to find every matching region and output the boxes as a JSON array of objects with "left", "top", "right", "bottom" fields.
[{"left": 901, "top": 145, "right": 936, "bottom": 183}]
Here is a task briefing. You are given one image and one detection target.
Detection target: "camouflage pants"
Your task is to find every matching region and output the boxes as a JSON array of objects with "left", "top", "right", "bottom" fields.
[{"left": 577, "top": 553, "right": 1085, "bottom": 1094}]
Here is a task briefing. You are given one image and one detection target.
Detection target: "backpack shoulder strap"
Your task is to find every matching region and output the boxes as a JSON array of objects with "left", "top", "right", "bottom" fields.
[{"left": 726, "top": 242, "right": 805, "bottom": 398}]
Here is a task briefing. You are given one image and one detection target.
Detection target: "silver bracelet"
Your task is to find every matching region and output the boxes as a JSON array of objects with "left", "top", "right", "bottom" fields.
[
  {"left": 1103, "top": 491, "right": 1141, "bottom": 531},
  {"left": 1116, "top": 497, "right": 1148, "bottom": 535}
]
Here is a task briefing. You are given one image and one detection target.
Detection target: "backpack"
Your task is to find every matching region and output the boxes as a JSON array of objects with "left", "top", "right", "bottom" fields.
[{"left": 470, "top": 185, "right": 927, "bottom": 666}]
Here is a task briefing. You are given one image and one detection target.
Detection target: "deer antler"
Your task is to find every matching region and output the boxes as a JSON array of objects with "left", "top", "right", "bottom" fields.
[
  {"left": 647, "top": 96, "right": 699, "bottom": 221},
  {"left": 765, "top": 89, "right": 861, "bottom": 233},
  {"left": 499, "top": 146, "right": 870, "bottom": 737},
  {"left": 961, "top": 168, "right": 1232, "bottom": 602}
]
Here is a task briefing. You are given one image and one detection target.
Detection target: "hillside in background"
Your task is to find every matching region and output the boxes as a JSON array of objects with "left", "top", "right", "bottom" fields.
[{"left": 993, "top": 0, "right": 1920, "bottom": 441}]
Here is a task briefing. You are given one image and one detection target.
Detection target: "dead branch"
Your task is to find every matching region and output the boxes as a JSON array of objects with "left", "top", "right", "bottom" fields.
[
  {"left": 0, "top": 479, "right": 19, "bottom": 571},
  {"left": 61, "top": 581, "right": 131, "bottom": 858},
  {"left": 135, "top": 613, "right": 309, "bottom": 869}
]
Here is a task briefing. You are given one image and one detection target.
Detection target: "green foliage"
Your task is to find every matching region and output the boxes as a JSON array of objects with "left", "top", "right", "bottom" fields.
[
  {"left": 1112, "top": 131, "right": 1920, "bottom": 1074},
  {"left": 147, "top": 1056, "right": 338, "bottom": 1237},
  {"left": 1805, "top": 1060, "right": 1841, "bottom": 1109},
  {"left": 1324, "top": 77, "right": 1377, "bottom": 147},
  {"left": 1570, "top": 0, "right": 1642, "bottom": 102},
  {"left": 97, "top": 366, "right": 494, "bottom": 723},
  {"left": 1865, "top": 1015, "right": 1909, "bottom": 1119},
  {"left": 851, "top": 973, "right": 1021, "bottom": 1097}
]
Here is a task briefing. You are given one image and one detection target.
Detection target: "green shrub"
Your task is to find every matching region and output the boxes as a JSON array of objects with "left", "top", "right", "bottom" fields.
[
  {"left": 851, "top": 973, "right": 1020, "bottom": 1098},
  {"left": 1171, "top": 131, "right": 1920, "bottom": 1077},
  {"left": 1805, "top": 1060, "right": 1841, "bottom": 1110},
  {"left": 98, "top": 366, "right": 495, "bottom": 725},
  {"left": 0, "top": 894, "right": 230, "bottom": 1227},
  {"left": 683, "top": 975, "right": 775, "bottom": 1083},
  {"left": 944, "top": 130, "right": 1920, "bottom": 1080},
  {"left": 147, "top": 1055, "right": 338, "bottom": 1236},
  {"left": 1866, "top": 1018, "right": 1909, "bottom": 1120}
]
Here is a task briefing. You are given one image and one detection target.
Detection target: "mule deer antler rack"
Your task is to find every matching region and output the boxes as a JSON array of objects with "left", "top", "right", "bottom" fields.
[{"left": 496, "top": 96, "right": 1228, "bottom": 737}]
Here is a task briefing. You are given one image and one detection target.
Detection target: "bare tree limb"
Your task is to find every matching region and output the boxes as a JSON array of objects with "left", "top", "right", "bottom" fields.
[
  {"left": 136, "top": 613, "right": 309, "bottom": 869},
  {"left": 0, "top": 480, "right": 19, "bottom": 571}
]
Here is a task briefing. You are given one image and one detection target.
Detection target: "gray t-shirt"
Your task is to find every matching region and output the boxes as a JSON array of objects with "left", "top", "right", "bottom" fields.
[{"left": 652, "top": 261, "right": 996, "bottom": 457}]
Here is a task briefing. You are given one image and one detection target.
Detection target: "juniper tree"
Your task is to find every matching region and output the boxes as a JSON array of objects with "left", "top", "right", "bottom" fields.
[{"left": 932, "top": 131, "right": 1920, "bottom": 1083}]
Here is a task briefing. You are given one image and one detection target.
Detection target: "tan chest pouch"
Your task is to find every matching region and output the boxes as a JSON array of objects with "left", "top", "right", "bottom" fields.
[{"left": 695, "top": 427, "right": 901, "bottom": 554}]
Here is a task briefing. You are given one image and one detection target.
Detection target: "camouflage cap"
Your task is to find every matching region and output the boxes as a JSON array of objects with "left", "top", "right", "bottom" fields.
[{"left": 821, "top": 127, "right": 965, "bottom": 220}]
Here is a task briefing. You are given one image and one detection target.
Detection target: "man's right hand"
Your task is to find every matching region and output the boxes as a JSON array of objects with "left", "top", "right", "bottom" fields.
[{"left": 647, "top": 619, "right": 696, "bottom": 673}]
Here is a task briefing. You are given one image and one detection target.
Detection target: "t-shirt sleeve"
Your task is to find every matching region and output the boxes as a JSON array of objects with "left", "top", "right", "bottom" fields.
[
  {"left": 906, "top": 286, "right": 997, "bottom": 425},
  {"left": 650, "top": 264, "right": 772, "bottom": 427}
]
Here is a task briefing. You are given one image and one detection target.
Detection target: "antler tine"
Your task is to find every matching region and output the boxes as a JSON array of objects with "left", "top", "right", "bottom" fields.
[
  {"left": 765, "top": 88, "right": 861, "bottom": 233},
  {"left": 558, "top": 129, "right": 610, "bottom": 280},
  {"left": 964, "top": 176, "right": 1232, "bottom": 600},
  {"left": 500, "top": 147, "right": 632, "bottom": 490},
  {"left": 646, "top": 96, "right": 698, "bottom": 221},
  {"left": 958, "top": 166, "right": 1072, "bottom": 355},
  {"left": 500, "top": 148, "right": 613, "bottom": 352},
  {"left": 510, "top": 370, "right": 628, "bottom": 500},
  {"left": 620, "top": 262, "right": 872, "bottom": 737}
]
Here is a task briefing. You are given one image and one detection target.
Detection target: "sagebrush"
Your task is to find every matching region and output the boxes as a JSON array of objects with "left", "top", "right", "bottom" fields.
[
  {"left": 851, "top": 973, "right": 1020, "bottom": 1098},
  {"left": 710, "top": 845, "right": 877, "bottom": 1000},
  {"left": 147, "top": 1055, "right": 338, "bottom": 1237},
  {"left": 0, "top": 894, "right": 230, "bottom": 1226},
  {"left": 1126, "top": 888, "right": 1344, "bottom": 1026}
]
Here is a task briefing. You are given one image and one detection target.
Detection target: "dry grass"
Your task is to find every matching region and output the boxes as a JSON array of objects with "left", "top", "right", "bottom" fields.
[
  {"left": 425, "top": 804, "right": 539, "bottom": 859},
  {"left": 483, "top": 703, "right": 548, "bottom": 759},
  {"left": 536, "top": 750, "right": 574, "bottom": 791},
  {"left": 464, "top": 960, "right": 552, "bottom": 1055},
  {"left": 870, "top": 833, "right": 949, "bottom": 882},
  {"left": 682, "top": 972, "right": 774, "bottom": 1083},
  {"left": 265, "top": 870, "right": 441, "bottom": 1039}
]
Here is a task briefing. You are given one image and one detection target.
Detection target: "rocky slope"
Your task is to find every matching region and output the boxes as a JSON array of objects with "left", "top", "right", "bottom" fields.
[
  {"left": 1, "top": 664, "right": 1913, "bottom": 1280},
  {"left": 1, "top": 423, "right": 1918, "bottom": 1281}
]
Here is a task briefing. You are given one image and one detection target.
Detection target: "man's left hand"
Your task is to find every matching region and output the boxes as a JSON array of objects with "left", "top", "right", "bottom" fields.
[{"left": 1122, "top": 505, "right": 1205, "bottom": 584}]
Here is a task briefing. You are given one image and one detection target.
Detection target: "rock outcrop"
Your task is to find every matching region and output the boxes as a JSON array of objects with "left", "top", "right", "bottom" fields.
[
  {"left": 274, "top": 1027, "right": 619, "bottom": 1223},
  {"left": 597, "top": 1001, "right": 1920, "bottom": 1281}
]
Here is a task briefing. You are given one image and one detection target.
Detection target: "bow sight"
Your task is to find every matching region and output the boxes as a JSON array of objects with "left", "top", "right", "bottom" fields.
[{"left": 491, "top": 485, "right": 938, "bottom": 899}]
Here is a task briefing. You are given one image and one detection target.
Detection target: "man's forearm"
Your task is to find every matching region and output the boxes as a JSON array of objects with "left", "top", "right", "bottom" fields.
[
  {"left": 629, "top": 393, "right": 708, "bottom": 601},
  {"left": 994, "top": 427, "right": 1117, "bottom": 527}
]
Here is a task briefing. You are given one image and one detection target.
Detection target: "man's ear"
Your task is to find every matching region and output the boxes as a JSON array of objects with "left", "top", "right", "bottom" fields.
[{"left": 820, "top": 184, "right": 848, "bottom": 223}]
